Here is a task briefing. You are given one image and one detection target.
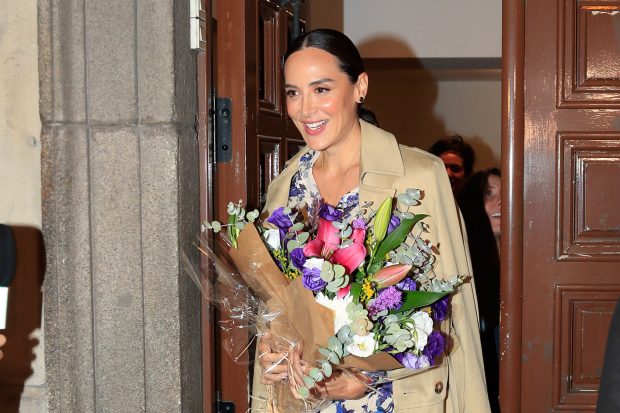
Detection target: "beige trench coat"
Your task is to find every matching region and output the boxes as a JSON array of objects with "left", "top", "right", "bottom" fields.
[{"left": 253, "top": 120, "right": 491, "bottom": 412}]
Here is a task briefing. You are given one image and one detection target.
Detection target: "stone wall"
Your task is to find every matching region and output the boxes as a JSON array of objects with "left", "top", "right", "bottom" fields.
[{"left": 38, "top": 0, "right": 202, "bottom": 411}]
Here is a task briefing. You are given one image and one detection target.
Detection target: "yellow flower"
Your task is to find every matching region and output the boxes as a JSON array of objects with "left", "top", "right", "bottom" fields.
[{"left": 361, "top": 280, "right": 375, "bottom": 302}]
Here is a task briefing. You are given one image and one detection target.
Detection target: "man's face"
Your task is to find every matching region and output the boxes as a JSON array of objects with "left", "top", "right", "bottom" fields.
[{"left": 439, "top": 152, "right": 466, "bottom": 192}]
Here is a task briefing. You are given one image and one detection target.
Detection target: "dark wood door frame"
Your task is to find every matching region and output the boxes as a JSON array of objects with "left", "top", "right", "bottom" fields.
[
  {"left": 500, "top": 1, "right": 525, "bottom": 412},
  {"left": 197, "top": 0, "right": 215, "bottom": 411}
]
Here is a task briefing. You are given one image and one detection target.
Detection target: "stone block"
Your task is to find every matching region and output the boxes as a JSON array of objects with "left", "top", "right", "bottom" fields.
[
  {"left": 137, "top": 3, "right": 175, "bottom": 123},
  {"left": 41, "top": 124, "right": 95, "bottom": 413},
  {"left": 90, "top": 126, "right": 145, "bottom": 411},
  {"left": 139, "top": 125, "right": 182, "bottom": 411},
  {"left": 85, "top": 1, "right": 137, "bottom": 124}
]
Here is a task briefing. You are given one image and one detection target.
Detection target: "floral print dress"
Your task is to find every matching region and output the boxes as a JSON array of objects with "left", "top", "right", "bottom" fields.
[{"left": 287, "top": 150, "right": 395, "bottom": 413}]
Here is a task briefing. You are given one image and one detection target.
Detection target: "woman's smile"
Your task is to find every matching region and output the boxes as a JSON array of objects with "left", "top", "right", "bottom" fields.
[{"left": 303, "top": 120, "right": 329, "bottom": 135}]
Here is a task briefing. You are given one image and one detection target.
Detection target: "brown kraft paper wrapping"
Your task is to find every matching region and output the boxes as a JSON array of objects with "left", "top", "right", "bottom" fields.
[{"left": 228, "top": 224, "right": 403, "bottom": 372}]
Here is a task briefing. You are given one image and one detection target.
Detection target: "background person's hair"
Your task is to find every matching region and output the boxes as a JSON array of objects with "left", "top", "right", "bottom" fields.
[
  {"left": 429, "top": 135, "right": 476, "bottom": 176},
  {"left": 284, "top": 29, "right": 378, "bottom": 126}
]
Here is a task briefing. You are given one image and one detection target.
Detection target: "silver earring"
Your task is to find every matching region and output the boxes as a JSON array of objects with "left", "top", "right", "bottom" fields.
[{"left": 359, "top": 96, "right": 365, "bottom": 103}]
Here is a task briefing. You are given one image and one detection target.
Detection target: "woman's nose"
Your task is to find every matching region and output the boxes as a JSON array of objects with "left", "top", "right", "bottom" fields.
[{"left": 301, "top": 94, "right": 316, "bottom": 117}]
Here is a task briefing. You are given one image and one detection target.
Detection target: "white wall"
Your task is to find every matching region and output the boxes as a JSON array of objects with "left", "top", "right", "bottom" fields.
[
  {"left": 344, "top": 0, "right": 501, "bottom": 58},
  {"left": 0, "top": 0, "right": 46, "bottom": 410}
]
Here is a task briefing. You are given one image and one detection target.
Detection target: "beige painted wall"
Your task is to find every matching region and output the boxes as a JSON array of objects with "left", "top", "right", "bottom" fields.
[
  {"left": 0, "top": 0, "right": 46, "bottom": 410},
  {"left": 311, "top": 0, "right": 502, "bottom": 171}
]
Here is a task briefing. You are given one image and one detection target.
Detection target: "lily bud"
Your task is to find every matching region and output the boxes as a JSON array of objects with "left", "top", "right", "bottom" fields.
[
  {"left": 373, "top": 197, "right": 393, "bottom": 243},
  {"left": 372, "top": 264, "right": 412, "bottom": 288}
]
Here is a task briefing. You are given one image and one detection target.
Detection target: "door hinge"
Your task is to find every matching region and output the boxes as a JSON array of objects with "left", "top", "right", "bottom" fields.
[
  {"left": 190, "top": 0, "right": 207, "bottom": 50},
  {"left": 215, "top": 391, "right": 235, "bottom": 413},
  {"left": 215, "top": 97, "right": 232, "bottom": 163}
]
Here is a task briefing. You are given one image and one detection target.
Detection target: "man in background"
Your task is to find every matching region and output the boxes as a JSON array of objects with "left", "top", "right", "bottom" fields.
[{"left": 429, "top": 135, "right": 476, "bottom": 195}]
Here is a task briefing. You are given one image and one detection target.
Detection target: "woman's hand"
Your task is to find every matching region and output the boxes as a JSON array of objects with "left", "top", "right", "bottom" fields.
[
  {"left": 257, "top": 333, "right": 290, "bottom": 385},
  {"left": 287, "top": 345, "right": 369, "bottom": 401}
]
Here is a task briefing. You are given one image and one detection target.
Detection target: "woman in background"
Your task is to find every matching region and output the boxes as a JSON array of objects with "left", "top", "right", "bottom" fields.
[{"left": 458, "top": 168, "right": 501, "bottom": 412}]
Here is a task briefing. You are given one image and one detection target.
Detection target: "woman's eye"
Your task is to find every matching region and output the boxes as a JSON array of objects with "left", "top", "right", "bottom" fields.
[
  {"left": 315, "top": 87, "right": 329, "bottom": 94},
  {"left": 285, "top": 89, "right": 298, "bottom": 98}
]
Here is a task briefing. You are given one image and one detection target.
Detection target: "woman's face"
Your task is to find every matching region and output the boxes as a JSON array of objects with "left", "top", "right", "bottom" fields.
[
  {"left": 484, "top": 174, "right": 501, "bottom": 237},
  {"left": 283, "top": 47, "right": 367, "bottom": 152}
]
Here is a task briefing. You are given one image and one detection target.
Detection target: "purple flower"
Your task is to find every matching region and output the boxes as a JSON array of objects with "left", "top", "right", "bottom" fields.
[
  {"left": 351, "top": 218, "right": 366, "bottom": 230},
  {"left": 422, "top": 331, "right": 446, "bottom": 365},
  {"left": 267, "top": 207, "right": 293, "bottom": 230},
  {"left": 301, "top": 267, "right": 327, "bottom": 291},
  {"left": 368, "top": 286, "right": 403, "bottom": 317},
  {"left": 394, "top": 352, "right": 430, "bottom": 369},
  {"left": 387, "top": 215, "right": 401, "bottom": 234},
  {"left": 396, "top": 278, "right": 417, "bottom": 291},
  {"left": 289, "top": 248, "right": 306, "bottom": 271},
  {"left": 432, "top": 296, "right": 450, "bottom": 321},
  {"left": 319, "top": 204, "right": 343, "bottom": 222}
]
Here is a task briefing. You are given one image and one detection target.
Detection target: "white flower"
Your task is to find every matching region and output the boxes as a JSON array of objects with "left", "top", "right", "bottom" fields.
[
  {"left": 315, "top": 292, "right": 353, "bottom": 334},
  {"left": 263, "top": 228, "right": 281, "bottom": 250},
  {"left": 346, "top": 334, "right": 377, "bottom": 357},
  {"left": 303, "top": 257, "right": 325, "bottom": 271},
  {"left": 408, "top": 311, "right": 434, "bottom": 351}
]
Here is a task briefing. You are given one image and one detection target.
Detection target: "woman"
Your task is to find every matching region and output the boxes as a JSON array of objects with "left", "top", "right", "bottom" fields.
[
  {"left": 457, "top": 169, "right": 501, "bottom": 413},
  {"left": 256, "top": 29, "right": 489, "bottom": 412}
]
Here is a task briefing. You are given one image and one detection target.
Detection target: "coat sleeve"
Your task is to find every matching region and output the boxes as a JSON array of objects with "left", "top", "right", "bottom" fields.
[
  {"left": 425, "top": 158, "right": 490, "bottom": 412},
  {"left": 388, "top": 155, "right": 490, "bottom": 412}
]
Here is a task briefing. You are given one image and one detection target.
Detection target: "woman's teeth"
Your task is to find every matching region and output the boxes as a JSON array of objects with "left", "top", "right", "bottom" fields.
[
  {"left": 491, "top": 212, "right": 501, "bottom": 218},
  {"left": 306, "top": 120, "right": 327, "bottom": 130}
]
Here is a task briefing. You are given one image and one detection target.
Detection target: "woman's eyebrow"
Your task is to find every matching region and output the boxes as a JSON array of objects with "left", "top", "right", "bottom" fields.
[{"left": 284, "top": 78, "right": 335, "bottom": 89}]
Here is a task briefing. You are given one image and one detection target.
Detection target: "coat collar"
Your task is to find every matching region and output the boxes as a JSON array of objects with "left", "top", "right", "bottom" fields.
[
  {"left": 358, "top": 120, "right": 403, "bottom": 209},
  {"left": 264, "top": 120, "right": 405, "bottom": 213}
]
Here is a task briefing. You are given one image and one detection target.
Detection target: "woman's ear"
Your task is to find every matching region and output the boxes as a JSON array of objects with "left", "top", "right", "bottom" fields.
[{"left": 355, "top": 72, "right": 369, "bottom": 102}]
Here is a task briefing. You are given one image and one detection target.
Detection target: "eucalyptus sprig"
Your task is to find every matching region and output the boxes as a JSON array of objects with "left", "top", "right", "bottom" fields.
[
  {"left": 201, "top": 200, "right": 259, "bottom": 248},
  {"left": 296, "top": 326, "right": 355, "bottom": 399}
]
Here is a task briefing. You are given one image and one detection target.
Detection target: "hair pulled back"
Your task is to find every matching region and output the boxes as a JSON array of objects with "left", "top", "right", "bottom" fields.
[{"left": 284, "top": 29, "right": 378, "bottom": 126}]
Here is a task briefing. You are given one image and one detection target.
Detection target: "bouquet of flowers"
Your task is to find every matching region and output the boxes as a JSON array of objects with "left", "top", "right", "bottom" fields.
[{"left": 200, "top": 188, "right": 465, "bottom": 406}]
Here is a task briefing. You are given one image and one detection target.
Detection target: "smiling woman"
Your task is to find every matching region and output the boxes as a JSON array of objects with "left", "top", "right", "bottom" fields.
[
  {"left": 457, "top": 168, "right": 502, "bottom": 412},
  {"left": 253, "top": 29, "right": 491, "bottom": 413}
]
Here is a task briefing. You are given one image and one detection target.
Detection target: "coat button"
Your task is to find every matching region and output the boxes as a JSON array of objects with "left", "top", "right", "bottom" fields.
[{"left": 434, "top": 381, "right": 444, "bottom": 394}]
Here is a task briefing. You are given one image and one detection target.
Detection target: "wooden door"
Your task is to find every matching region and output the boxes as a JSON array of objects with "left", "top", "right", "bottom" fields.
[
  {"left": 208, "top": 1, "right": 309, "bottom": 411},
  {"left": 502, "top": 0, "right": 620, "bottom": 411}
]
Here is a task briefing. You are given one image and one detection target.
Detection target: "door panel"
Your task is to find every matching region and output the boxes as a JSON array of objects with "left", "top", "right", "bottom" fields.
[
  {"left": 212, "top": 1, "right": 309, "bottom": 410},
  {"left": 520, "top": 0, "right": 620, "bottom": 411}
]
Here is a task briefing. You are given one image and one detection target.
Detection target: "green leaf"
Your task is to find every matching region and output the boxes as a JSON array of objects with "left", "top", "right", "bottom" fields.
[
  {"left": 303, "top": 376, "right": 316, "bottom": 388},
  {"left": 211, "top": 221, "right": 221, "bottom": 233},
  {"left": 297, "top": 232, "right": 309, "bottom": 244},
  {"left": 321, "top": 362, "right": 333, "bottom": 377},
  {"left": 334, "top": 264, "right": 345, "bottom": 279},
  {"left": 287, "top": 239, "right": 301, "bottom": 252},
  {"left": 291, "top": 222, "right": 304, "bottom": 232},
  {"left": 327, "top": 352, "right": 340, "bottom": 364},
  {"left": 395, "top": 290, "right": 448, "bottom": 313},
  {"left": 327, "top": 336, "right": 342, "bottom": 352},
  {"left": 297, "top": 387, "right": 310, "bottom": 399},
  {"left": 350, "top": 282, "right": 362, "bottom": 301},
  {"left": 309, "top": 368, "right": 324, "bottom": 382},
  {"left": 319, "top": 348, "right": 332, "bottom": 358},
  {"left": 371, "top": 215, "right": 429, "bottom": 270}
]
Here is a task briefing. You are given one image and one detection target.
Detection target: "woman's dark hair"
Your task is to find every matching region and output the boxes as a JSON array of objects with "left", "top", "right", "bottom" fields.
[
  {"left": 429, "top": 135, "right": 476, "bottom": 177},
  {"left": 457, "top": 167, "right": 501, "bottom": 324},
  {"left": 284, "top": 29, "right": 378, "bottom": 126},
  {"left": 457, "top": 167, "right": 501, "bottom": 412}
]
